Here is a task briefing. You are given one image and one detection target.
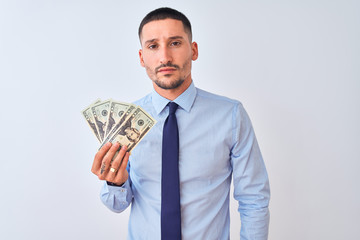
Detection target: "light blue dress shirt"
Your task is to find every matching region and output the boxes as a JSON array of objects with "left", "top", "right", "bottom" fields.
[{"left": 100, "top": 82, "right": 270, "bottom": 240}]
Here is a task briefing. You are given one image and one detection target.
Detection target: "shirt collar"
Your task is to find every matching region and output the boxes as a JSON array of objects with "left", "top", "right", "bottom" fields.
[{"left": 151, "top": 81, "right": 197, "bottom": 115}]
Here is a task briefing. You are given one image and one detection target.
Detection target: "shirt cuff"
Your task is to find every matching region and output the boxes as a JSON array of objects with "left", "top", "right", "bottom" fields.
[{"left": 106, "top": 181, "right": 125, "bottom": 187}]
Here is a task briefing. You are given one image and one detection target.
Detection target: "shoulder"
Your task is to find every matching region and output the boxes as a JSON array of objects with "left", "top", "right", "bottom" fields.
[
  {"left": 195, "top": 87, "right": 243, "bottom": 109},
  {"left": 131, "top": 93, "right": 159, "bottom": 118},
  {"left": 194, "top": 88, "right": 250, "bottom": 129},
  {"left": 133, "top": 93, "right": 152, "bottom": 107}
]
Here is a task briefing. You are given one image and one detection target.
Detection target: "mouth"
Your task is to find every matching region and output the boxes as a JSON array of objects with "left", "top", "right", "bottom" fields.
[{"left": 157, "top": 67, "right": 177, "bottom": 74}]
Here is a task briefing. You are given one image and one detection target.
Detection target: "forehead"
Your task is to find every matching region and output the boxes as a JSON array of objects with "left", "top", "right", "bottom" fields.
[{"left": 140, "top": 19, "right": 188, "bottom": 43}]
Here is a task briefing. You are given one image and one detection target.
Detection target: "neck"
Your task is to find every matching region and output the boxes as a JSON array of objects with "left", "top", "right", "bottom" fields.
[{"left": 153, "top": 77, "right": 192, "bottom": 101}]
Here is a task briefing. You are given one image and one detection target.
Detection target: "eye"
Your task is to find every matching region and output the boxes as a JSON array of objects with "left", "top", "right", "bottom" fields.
[
  {"left": 148, "top": 44, "right": 158, "bottom": 49},
  {"left": 170, "top": 41, "right": 181, "bottom": 47}
]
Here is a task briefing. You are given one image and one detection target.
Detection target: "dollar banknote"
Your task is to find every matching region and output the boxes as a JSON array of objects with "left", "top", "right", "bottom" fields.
[
  {"left": 91, "top": 99, "right": 111, "bottom": 142},
  {"left": 104, "top": 104, "right": 137, "bottom": 141},
  {"left": 100, "top": 106, "right": 156, "bottom": 152},
  {"left": 83, "top": 99, "right": 157, "bottom": 153},
  {"left": 104, "top": 101, "right": 132, "bottom": 137},
  {"left": 81, "top": 99, "right": 102, "bottom": 143}
]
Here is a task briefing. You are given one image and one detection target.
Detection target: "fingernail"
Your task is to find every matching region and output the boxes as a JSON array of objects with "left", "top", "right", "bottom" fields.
[{"left": 122, "top": 145, "right": 127, "bottom": 150}]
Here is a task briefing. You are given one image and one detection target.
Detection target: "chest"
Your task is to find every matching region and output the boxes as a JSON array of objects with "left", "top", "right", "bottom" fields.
[{"left": 129, "top": 109, "right": 233, "bottom": 184}]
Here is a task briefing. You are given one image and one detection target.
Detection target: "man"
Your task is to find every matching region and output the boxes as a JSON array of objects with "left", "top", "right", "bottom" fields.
[{"left": 91, "top": 7, "right": 270, "bottom": 240}]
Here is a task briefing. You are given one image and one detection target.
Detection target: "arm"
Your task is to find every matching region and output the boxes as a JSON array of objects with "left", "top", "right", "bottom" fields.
[
  {"left": 91, "top": 142, "right": 133, "bottom": 213},
  {"left": 100, "top": 176, "right": 132, "bottom": 213},
  {"left": 100, "top": 163, "right": 133, "bottom": 213},
  {"left": 231, "top": 103, "right": 270, "bottom": 240}
]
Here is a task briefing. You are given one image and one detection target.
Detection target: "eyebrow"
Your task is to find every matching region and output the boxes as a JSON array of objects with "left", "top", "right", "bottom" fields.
[{"left": 144, "top": 36, "right": 185, "bottom": 45}]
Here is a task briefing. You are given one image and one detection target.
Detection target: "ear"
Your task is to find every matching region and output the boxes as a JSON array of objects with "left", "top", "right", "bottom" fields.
[
  {"left": 139, "top": 49, "right": 145, "bottom": 67},
  {"left": 191, "top": 42, "right": 199, "bottom": 61}
]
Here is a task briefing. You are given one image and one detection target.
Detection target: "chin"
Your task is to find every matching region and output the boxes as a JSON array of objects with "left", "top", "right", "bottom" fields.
[{"left": 154, "top": 78, "right": 184, "bottom": 90}]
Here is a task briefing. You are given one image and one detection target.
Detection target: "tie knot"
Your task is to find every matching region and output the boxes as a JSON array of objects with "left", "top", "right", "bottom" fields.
[{"left": 168, "top": 102, "right": 178, "bottom": 115}]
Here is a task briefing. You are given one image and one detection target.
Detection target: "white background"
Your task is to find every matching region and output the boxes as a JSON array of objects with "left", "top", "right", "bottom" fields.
[{"left": 1, "top": 0, "right": 359, "bottom": 239}]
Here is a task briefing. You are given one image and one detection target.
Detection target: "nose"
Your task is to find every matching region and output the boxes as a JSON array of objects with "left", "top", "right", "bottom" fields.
[{"left": 159, "top": 46, "right": 172, "bottom": 64}]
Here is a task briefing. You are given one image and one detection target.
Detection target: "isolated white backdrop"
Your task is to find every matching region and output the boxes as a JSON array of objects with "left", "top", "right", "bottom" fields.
[{"left": 0, "top": 0, "right": 359, "bottom": 239}]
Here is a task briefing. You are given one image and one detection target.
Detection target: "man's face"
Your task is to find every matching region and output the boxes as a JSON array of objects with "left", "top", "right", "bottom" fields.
[{"left": 139, "top": 19, "right": 198, "bottom": 91}]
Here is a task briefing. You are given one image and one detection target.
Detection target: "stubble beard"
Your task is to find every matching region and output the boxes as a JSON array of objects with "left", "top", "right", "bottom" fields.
[
  {"left": 149, "top": 59, "right": 190, "bottom": 90},
  {"left": 153, "top": 76, "right": 185, "bottom": 90}
]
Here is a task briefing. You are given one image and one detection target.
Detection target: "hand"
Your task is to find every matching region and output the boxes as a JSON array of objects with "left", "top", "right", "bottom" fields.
[{"left": 91, "top": 142, "right": 130, "bottom": 185}]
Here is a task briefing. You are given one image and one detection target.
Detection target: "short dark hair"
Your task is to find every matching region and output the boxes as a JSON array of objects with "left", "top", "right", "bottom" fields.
[{"left": 138, "top": 7, "right": 192, "bottom": 42}]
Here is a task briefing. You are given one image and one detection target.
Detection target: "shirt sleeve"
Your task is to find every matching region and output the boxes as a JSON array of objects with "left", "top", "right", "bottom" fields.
[
  {"left": 100, "top": 164, "right": 133, "bottom": 213},
  {"left": 230, "top": 103, "right": 270, "bottom": 240}
]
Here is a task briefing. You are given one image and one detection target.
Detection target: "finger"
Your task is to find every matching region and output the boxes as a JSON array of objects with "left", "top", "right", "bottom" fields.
[
  {"left": 111, "top": 145, "right": 127, "bottom": 169},
  {"left": 113, "top": 151, "right": 130, "bottom": 184},
  {"left": 113, "top": 168, "right": 129, "bottom": 186},
  {"left": 118, "top": 150, "right": 130, "bottom": 173},
  {"left": 91, "top": 142, "right": 112, "bottom": 175},
  {"left": 106, "top": 145, "right": 127, "bottom": 182},
  {"left": 99, "top": 142, "right": 120, "bottom": 179}
]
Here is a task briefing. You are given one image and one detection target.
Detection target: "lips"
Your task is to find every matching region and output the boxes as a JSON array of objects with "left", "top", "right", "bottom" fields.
[{"left": 157, "top": 67, "right": 176, "bottom": 73}]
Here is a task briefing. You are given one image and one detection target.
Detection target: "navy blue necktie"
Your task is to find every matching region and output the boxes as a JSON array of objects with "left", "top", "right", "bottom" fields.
[{"left": 161, "top": 102, "right": 181, "bottom": 240}]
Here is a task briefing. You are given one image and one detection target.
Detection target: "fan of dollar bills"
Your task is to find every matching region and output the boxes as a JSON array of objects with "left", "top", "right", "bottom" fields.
[{"left": 82, "top": 99, "right": 157, "bottom": 152}]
